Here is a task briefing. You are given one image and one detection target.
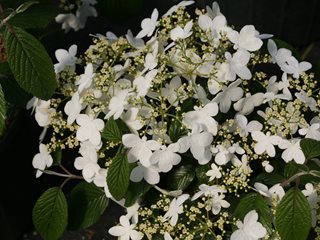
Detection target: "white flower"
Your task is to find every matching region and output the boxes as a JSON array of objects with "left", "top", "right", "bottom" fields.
[
  {"left": 34, "top": 100, "right": 55, "bottom": 127},
  {"left": 76, "top": 114, "right": 104, "bottom": 146},
  {"left": 93, "top": 168, "right": 107, "bottom": 188},
  {"left": 295, "top": 90, "right": 318, "bottom": 111},
  {"left": 206, "top": 1, "right": 222, "bottom": 18},
  {"left": 161, "top": 76, "right": 184, "bottom": 106},
  {"left": 105, "top": 89, "right": 130, "bottom": 120},
  {"left": 164, "top": 232, "right": 173, "bottom": 240},
  {"left": 191, "top": 184, "right": 225, "bottom": 200},
  {"left": 178, "top": 130, "right": 213, "bottom": 165},
  {"left": 182, "top": 102, "right": 218, "bottom": 135},
  {"left": 298, "top": 118, "right": 320, "bottom": 141},
  {"left": 228, "top": 25, "right": 263, "bottom": 52},
  {"left": 76, "top": 0, "right": 98, "bottom": 29},
  {"left": 122, "top": 134, "right": 161, "bottom": 167},
  {"left": 54, "top": 44, "right": 77, "bottom": 73},
  {"left": 212, "top": 79, "right": 243, "bottom": 113},
  {"left": 64, "top": 92, "right": 82, "bottom": 125},
  {"left": 216, "top": 50, "right": 251, "bottom": 81},
  {"left": 211, "top": 144, "right": 231, "bottom": 165},
  {"left": 162, "top": 194, "right": 189, "bottom": 226},
  {"left": 235, "top": 114, "right": 263, "bottom": 137},
  {"left": 32, "top": 144, "right": 53, "bottom": 178},
  {"left": 133, "top": 69, "right": 157, "bottom": 97},
  {"left": 170, "top": 20, "right": 193, "bottom": 41},
  {"left": 302, "top": 183, "right": 319, "bottom": 227},
  {"left": 206, "top": 163, "right": 221, "bottom": 181},
  {"left": 136, "top": 9, "right": 158, "bottom": 38},
  {"left": 149, "top": 143, "right": 181, "bottom": 172},
  {"left": 121, "top": 108, "right": 143, "bottom": 134},
  {"left": 254, "top": 182, "right": 285, "bottom": 204},
  {"left": 231, "top": 210, "right": 267, "bottom": 240},
  {"left": 278, "top": 139, "right": 305, "bottom": 164},
  {"left": 262, "top": 160, "right": 274, "bottom": 173},
  {"left": 76, "top": 63, "right": 95, "bottom": 94},
  {"left": 164, "top": 1, "right": 194, "bottom": 17},
  {"left": 251, "top": 131, "right": 281, "bottom": 157},
  {"left": 234, "top": 92, "right": 265, "bottom": 115},
  {"left": 108, "top": 215, "right": 143, "bottom": 240},
  {"left": 55, "top": 13, "right": 80, "bottom": 32},
  {"left": 130, "top": 163, "right": 160, "bottom": 184}
]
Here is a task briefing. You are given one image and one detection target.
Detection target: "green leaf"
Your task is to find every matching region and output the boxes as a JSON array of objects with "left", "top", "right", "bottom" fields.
[
  {"left": 169, "top": 120, "right": 188, "bottom": 142},
  {"left": 32, "top": 187, "right": 68, "bottom": 240},
  {"left": 255, "top": 172, "right": 286, "bottom": 186},
  {"left": 125, "top": 180, "right": 151, "bottom": 207},
  {"left": 102, "top": 117, "right": 122, "bottom": 142},
  {"left": 5, "top": 26, "right": 56, "bottom": 100},
  {"left": 107, "top": 154, "right": 130, "bottom": 200},
  {"left": 68, "top": 182, "right": 108, "bottom": 230},
  {"left": 9, "top": 1, "right": 59, "bottom": 29},
  {"left": 52, "top": 148, "right": 62, "bottom": 166},
  {"left": 284, "top": 162, "right": 309, "bottom": 178},
  {"left": 275, "top": 187, "right": 312, "bottom": 240},
  {"left": 233, "top": 193, "right": 272, "bottom": 232},
  {"left": 16, "top": 1, "right": 39, "bottom": 14},
  {"left": 195, "top": 164, "right": 211, "bottom": 183},
  {"left": 0, "top": 84, "right": 6, "bottom": 135},
  {"left": 300, "top": 138, "right": 320, "bottom": 159},
  {"left": 167, "top": 164, "right": 195, "bottom": 191}
]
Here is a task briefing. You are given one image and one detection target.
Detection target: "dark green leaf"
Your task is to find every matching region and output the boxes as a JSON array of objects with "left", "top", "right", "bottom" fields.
[
  {"left": 275, "top": 187, "right": 312, "bottom": 240},
  {"left": 32, "top": 187, "right": 68, "bottom": 240},
  {"left": 284, "top": 162, "right": 309, "bottom": 178},
  {"left": 52, "top": 148, "right": 62, "bottom": 166},
  {"left": 0, "top": 84, "right": 6, "bottom": 135},
  {"left": 300, "top": 138, "right": 320, "bottom": 160},
  {"left": 68, "top": 182, "right": 108, "bottom": 230},
  {"left": 9, "top": 1, "right": 59, "bottom": 29},
  {"left": 102, "top": 117, "right": 121, "bottom": 142},
  {"left": 16, "top": 1, "right": 39, "bottom": 14},
  {"left": 167, "top": 164, "right": 195, "bottom": 191},
  {"left": 169, "top": 120, "right": 188, "bottom": 142},
  {"left": 125, "top": 180, "right": 151, "bottom": 207},
  {"left": 233, "top": 193, "right": 272, "bottom": 232},
  {"left": 5, "top": 26, "right": 56, "bottom": 100},
  {"left": 195, "top": 164, "right": 211, "bottom": 183},
  {"left": 255, "top": 172, "right": 286, "bottom": 186},
  {"left": 107, "top": 154, "right": 130, "bottom": 200}
]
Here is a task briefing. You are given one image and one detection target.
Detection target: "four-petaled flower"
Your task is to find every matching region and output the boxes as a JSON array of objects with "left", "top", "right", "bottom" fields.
[
  {"left": 108, "top": 215, "right": 143, "bottom": 240},
  {"left": 76, "top": 114, "right": 104, "bottom": 146},
  {"left": 162, "top": 194, "right": 189, "bottom": 226},
  {"left": 32, "top": 144, "right": 53, "bottom": 178},
  {"left": 251, "top": 131, "right": 281, "bottom": 157},
  {"left": 136, "top": 9, "right": 159, "bottom": 38}
]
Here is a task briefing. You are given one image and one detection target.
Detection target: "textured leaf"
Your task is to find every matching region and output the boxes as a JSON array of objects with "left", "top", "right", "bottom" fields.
[
  {"left": 68, "top": 182, "right": 108, "bottom": 230},
  {"left": 102, "top": 117, "right": 121, "bottom": 142},
  {"left": 167, "top": 164, "right": 195, "bottom": 191},
  {"left": 234, "top": 192, "right": 272, "bottom": 232},
  {"left": 52, "top": 148, "right": 62, "bottom": 166},
  {"left": 32, "top": 187, "right": 68, "bottom": 240},
  {"left": 5, "top": 26, "right": 56, "bottom": 100},
  {"left": 0, "top": 84, "right": 6, "bottom": 135},
  {"left": 300, "top": 138, "right": 320, "bottom": 159},
  {"left": 125, "top": 180, "right": 151, "bottom": 207},
  {"left": 275, "top": 187, "right": 312, "bottom": 240},
  {"left": 255, "top": 172, "right": 286, "bottom": 186},
  {"left": 107, "top": 154, "right": 130, "bottom": 200},
  {"left": 284, "top": 162, "right": 309, "bottom": 178}
]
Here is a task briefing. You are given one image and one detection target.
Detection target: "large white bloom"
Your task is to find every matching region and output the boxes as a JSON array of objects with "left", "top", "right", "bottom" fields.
[
  {"left": 231, "top": 210, "right": 267, "bottom": 240},
  {"left": 32, "top": 144, "right": 53, "bottom": 178},
  {"left": 108, "top": 215, "right": 143, "bottom": 240},
  {"left": 278, "top": 139, "right": 305, "bottom": 164},
  {"left": 251, "top": 131, "right": 281, "bottom": 157},
  {"left": 149, "top": 143, "right": 181, "bottom": 172}
]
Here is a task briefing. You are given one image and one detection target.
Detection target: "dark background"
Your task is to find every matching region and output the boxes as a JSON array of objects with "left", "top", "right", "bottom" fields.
[{"left": 1, "top": 0, "right": 320, "bottom": 239}]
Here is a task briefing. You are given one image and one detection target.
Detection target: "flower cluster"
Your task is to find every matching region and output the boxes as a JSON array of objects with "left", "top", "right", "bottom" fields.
[{"left": 29, "top": 1, "right": 320, "bottom": 239}]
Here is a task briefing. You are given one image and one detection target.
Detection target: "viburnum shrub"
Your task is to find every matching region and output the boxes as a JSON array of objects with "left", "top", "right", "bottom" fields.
[{"left": 29, "top": 1, "right": 320, "bottom": 240}]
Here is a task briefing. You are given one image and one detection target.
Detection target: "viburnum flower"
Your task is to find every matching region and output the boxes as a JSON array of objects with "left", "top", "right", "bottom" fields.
[
  {"left": 206, "top": 163, "right": 222, "bottom": 181},
  {"left": 182, "top": 102, "right": 218, "bottom": 135},
  {"left": 121, "top": 108, "right": 143, "bottom": 134},
  {"left": 34, "top": 100, "right": 55, "bottom": 127},
  {"left": 262, "top": 160, "right": 274, "bottom": 173},
  {"left": 136, "top": 8, "right": 158, "bottom": 38},
  {"left": 133, "top": 69, "right": 157, "bottom": 97},
  {"left": 228, "top": 25, "right": 263, "bottom": 52},
  {"left": 170, "top": 20, "right": 193, "bottom": 41},
  {"left": 230, "top": 210, "right": 267, "bottom": 240},
  {"left": 162, "top": 194, "right": 189, "bottom": 226},
  {"left": 76, "top": 0, "right": 98, "bottom": 29},
  {"left": 302, "top": 183, "right": 319, "bottom": 227},
  {"left": 212, "top": 79, "right": 243, "bottom": 113},
  {"left": 108, "top": 215, "right": 143, "bottom": 240},
  {"left": 251, "top": 131, "right": 281, "bottom": 157},
  {"left": 234, "top": 92, "right": 265, "bottom": 115},
  {"left": 161, "top": 76, "right": 185, "bottom": 106},
  {"left": 64, "top": 92, "right": 82, "bottom": 125},
  {"left": 130, "top": 162, "right": 160, "bottom": 184},
  {"left": 76, "top": 114, "right": 104, "bottom": 146},
  {"left": 235, "top": 114, "right": 263, "bottom": 137},
  {"left": 211, "top": 144, "right": 232, "bottom": 165},
  {"left": 55, "top": 13, "right": 80, "bottom": 32},
  {"left": 32, "top": 144, "right": 53, "bottom": 178},
  {"left": 298, "top": 117, "right": 320, "bottom": 141},
  {"left": 54, "top": 44, "right": 77, "bottom": 73},
  {"left": 149, "top": 143, "right": 181, "bottom": 172},
  {"left": 254, "top": 182, "right": 285, "bottom": 204},
  {"left": 122, "top": 134, "right": 161, "bottom": 167},
  {"left": 278, "top": 139, "right": 305, "bottom": 164},
  {"left": 76, "top": 63, "right": 95, "bottom": 94},
  {"left": 295, "top": 90, "right": 318, "bottom": 111}
]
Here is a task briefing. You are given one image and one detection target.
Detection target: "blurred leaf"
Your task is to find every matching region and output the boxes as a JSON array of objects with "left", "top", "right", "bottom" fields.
[
  {"left": 125, "top": 180, "right": 151, "bottom": 207},
  {"left": 68, "top": 182, "right": 108, "bottom": 230},
  {"left": 167, "top": 164, "right": 195, "bottom": 191},
  {"left": 5, "top": 26, "right": 56, "bottom": 100},
  {"left": 255, "top": 172, "right": 286, "bottom": 186},
  {"left": 169, "top": 120, "right": 188, "bottom": 142},
  {"left": 16, "top": 1, "right": 39, "bottom": 14}
]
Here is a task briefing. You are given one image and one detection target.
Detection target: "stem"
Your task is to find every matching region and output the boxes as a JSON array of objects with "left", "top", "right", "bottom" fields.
[
  {"left": 42, "top": 169, "right": 84, "bottom": 180},
  {"left": 281, "top": 171, "right": 309, "bottom": 187},
  {"left": 301, "top": 42, "right": 315, "bottom": 60},
  {"left": 60, "top": 164, "right": 72, "bottom": 175}
]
